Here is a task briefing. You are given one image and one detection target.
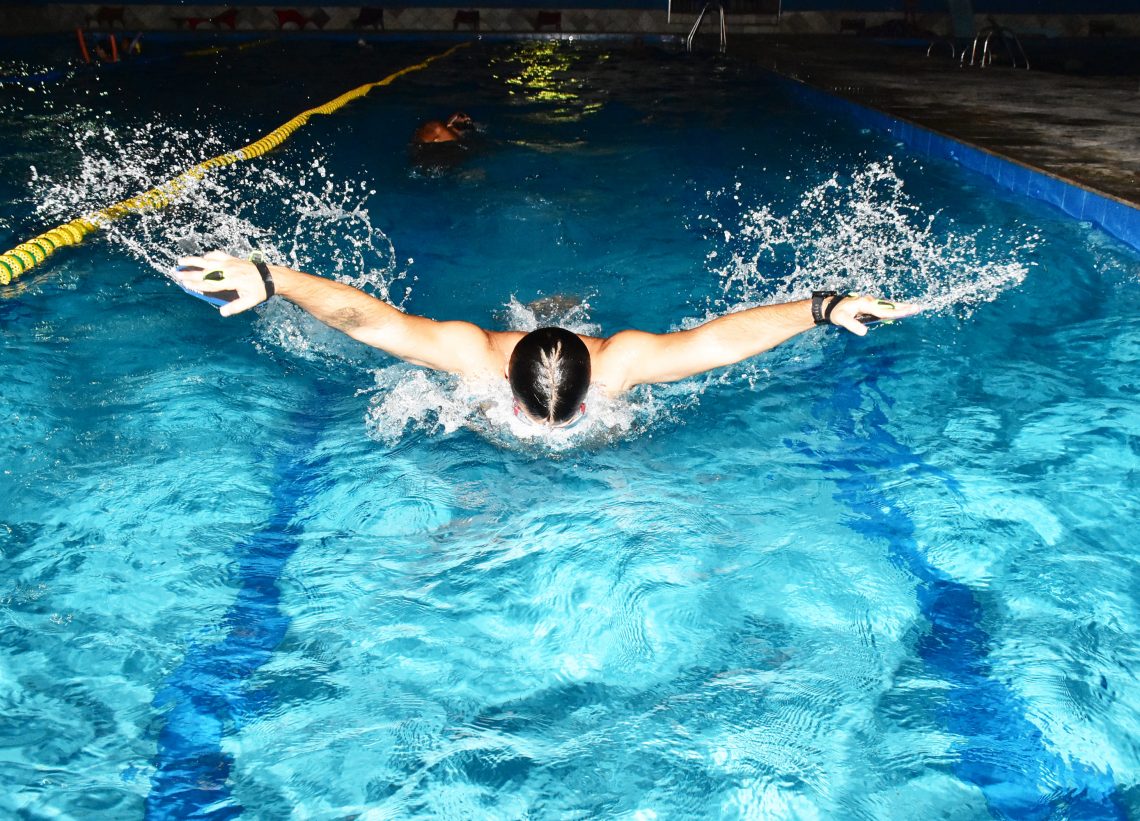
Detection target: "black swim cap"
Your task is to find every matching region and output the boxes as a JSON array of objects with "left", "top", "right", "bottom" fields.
[{"left": 508, "top": 327, "right": 591, "bottom": 425}]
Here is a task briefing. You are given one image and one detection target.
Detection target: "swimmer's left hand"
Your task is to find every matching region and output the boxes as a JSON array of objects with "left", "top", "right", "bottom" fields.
[{"left": 829, "top": 294, "right": 923, "bottom": 337}]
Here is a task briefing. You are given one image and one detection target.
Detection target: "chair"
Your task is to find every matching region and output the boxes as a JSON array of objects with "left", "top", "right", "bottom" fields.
[
  {"left": 211, "top": 8, "right": 238, "bottom": 29},
  {"left": 87, "top": 6, "right": 125, "bottom": 28},
  {"left": 352, "top": 7, "right": 385, "bottom": 29},
  {"left": 275, "top": 9, "right": 311, "bottom": 29},
  {"left": 173, "top": 8, "right": 237, "bottom": 30},
  {"left": 535, "top": 11, "right": 561, "bottom": 31},
  {"left": 453, "top": 9, "right": 479, "bottom": 30}
]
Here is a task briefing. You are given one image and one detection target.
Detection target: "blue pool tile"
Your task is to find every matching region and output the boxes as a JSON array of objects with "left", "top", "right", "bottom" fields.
[
  {"left": 1103, "top": 200, "right": 1140, "bottom": 249},
  {"left": 1083, "top": 192, "right": 1109, "bottom": 226},
  {"left": 1062, "top": 187, "right": 1089, "bottom": 222},
  {"left": 1040, "top": 178, "right": 1067, "bottom": 210},
  {"left": 912, "top": 126, "right": 931, "bottom": 155},
  {"left": 997, "top": 160, "right": 1015, "bottom": 189},
  {"left": 1020, "top": 167, "right": 1035, "bottom": 196},
  {"left": 1026, "top": 172, "right": 1049, "bottom": 202}
]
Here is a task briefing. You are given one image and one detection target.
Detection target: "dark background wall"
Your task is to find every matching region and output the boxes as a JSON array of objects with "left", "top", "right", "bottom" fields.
[
  {"left": 781, "top": 0, "right": 1140, "bottom": 11},
  {"left": 3, "top": 0, "right": 1139, "bottom": 8}
]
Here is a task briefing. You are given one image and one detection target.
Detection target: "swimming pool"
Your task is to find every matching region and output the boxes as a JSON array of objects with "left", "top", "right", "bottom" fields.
[{"left": 2, "top": 38, "right": 1139, "bottom": 819}]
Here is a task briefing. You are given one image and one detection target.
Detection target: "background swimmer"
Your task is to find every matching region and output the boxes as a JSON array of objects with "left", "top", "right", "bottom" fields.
[
  {"left": 412, "top": 112, "right": 474, "bottom": 144},
  {"left": 410, "top": 112, "right": 479, "bottom": 174}
]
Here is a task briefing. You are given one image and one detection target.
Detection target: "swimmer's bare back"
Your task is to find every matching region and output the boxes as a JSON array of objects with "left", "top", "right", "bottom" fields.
[{"left": 413, "top": 121, "right": 461, "bottom": 144}]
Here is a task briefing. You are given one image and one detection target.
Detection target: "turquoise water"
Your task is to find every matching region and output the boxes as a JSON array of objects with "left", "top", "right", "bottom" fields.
[{"left": 2, "top": 39, "right": 1139, "bottom": 819}]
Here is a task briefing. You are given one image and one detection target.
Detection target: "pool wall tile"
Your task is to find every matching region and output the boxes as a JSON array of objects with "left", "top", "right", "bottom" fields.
[
  {"left": 5, "top": 6, "right": 1140, "bottom": 37},
  {"left": 1084, "top": 193, "right": 1108, "bottom": 227},
  {"left": 1105, "top": 202, "right": 1140, "bottom": 249},
  {"left": 1025, "top": 173, "right": 1049, "bottom": 204},
  {"left": 773, "top": 72, "right": 1140, "bottom": 254}
]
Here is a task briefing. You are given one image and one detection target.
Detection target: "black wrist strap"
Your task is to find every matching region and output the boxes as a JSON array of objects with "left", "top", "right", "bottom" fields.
[
  {"left": 811, "top": 290, "right": 837, "bottom": 325},
  {"left": 824, "top": 293, "right": 847, "bottom": 325},
  {"left": 251, "top": 257, "right": 275, "bottom": 298}
]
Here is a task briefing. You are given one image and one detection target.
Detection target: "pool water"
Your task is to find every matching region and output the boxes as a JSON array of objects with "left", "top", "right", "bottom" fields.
[{"left": 2, "top": 39, "right": 1139, "bottom": 819}]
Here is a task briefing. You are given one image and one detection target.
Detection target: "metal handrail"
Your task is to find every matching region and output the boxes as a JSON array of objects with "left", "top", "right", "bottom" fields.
[
  {"left": 926, "top": 38, "right": 955, "bottom": 60},
  {"left": 961, "top": 18, "right": 1030, "bottom": 69},
  {"left": 686, "top": 1, "right": 726, "bottom": 53}
]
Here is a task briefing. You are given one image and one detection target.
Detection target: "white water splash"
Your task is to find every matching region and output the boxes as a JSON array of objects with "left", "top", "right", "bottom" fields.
[
  {"left": 700, "top": 160, "right": 1038, "bottom": 316},
  {"left": 31, "top": 120, "right": 403, "bottom": 294},
  {"left": 365, "top": 370, "right": 685, "bottom": 455},
  {"left": 32, "top": 119, "right": 408, "bottom": 368},
  {"left": 29, "top": 128, "right": 1041, "bottom": 450},
  {"left": 496, "top": 294, "right": 600, "bottom": 336},
  {"left": 361, "top": 299, "right": 686, "bottom": 453}
]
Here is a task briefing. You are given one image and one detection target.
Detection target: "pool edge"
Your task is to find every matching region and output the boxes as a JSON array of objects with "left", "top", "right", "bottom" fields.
[{"left": 763, "top": 68, "right": 1140, "bottom": 255}]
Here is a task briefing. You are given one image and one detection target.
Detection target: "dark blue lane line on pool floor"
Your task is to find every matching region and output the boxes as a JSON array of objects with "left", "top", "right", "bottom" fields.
[
  {"left": 146, "top": 400, "right": 327, "bottom": 820},
  {"left": 794, "top": 354, "right": 1123, "bottom": 820}
]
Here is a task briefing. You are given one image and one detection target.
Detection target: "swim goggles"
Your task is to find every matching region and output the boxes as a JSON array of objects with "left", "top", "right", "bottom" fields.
[{"left": 513, "top": 399, "right": 587, "bottom": 431}]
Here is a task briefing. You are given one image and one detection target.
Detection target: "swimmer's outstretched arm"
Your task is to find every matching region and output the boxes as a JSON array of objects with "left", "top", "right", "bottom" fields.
[
  {"left": 594, "top": 295, "right": 921, "bottom": 392},
  {"left": 171, "top": 252, "right": 506, "bottom": 379}
]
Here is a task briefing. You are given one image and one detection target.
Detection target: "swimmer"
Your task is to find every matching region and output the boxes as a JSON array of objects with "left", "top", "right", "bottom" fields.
[
  {"left": 412, "top": 112, "right": 474, "bottom": 145},
  {"left": 171, "top": 251, "right": 922, "bottom": 428}
]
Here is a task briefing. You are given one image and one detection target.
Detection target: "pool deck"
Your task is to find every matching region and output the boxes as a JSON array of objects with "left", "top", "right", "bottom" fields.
[{"left": 732, "top": 36, "right": 1140, "bottom": 210}]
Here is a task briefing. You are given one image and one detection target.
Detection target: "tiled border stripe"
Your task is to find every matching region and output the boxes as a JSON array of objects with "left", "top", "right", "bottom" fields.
[{"left": 769, "top": 71, "right": 1140, "bottom": 254}]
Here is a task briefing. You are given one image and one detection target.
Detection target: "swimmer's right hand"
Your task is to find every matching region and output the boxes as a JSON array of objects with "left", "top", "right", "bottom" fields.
[
  {"left": 171, "top": 251, "right": 271, "bottom": 317},
  {"left": 828, "top": 293, "right": 924, "bottom": 337}
]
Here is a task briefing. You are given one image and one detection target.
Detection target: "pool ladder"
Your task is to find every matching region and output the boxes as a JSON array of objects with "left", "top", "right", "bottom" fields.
[
  {"left": 962, "top": 17, "right": 1030, "bottom": 69},
  {"left": 686, "top": 1, "right": 726, "bottom": 54}
]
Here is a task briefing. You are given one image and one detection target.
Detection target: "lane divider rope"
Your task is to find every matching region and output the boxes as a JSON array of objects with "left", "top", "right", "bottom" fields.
[{"left": 0, "top": 41, "right": 469, "bottom": 285}]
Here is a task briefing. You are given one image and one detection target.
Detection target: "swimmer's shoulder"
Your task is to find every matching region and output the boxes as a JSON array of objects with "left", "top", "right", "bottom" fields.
[
  {"left": 487, "top": 329, "right": 527, "bottom": 364},
  {"left": 583, "top": 330, "right": 655, "bottom": 395},
  {"left": 589, "top": 328, "right": 658, "bottom": 358}
]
